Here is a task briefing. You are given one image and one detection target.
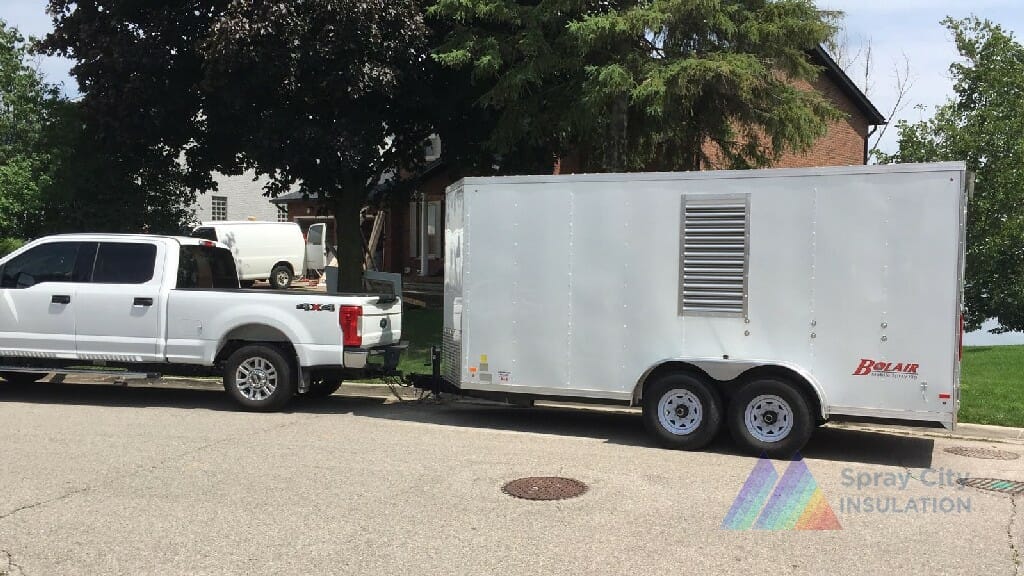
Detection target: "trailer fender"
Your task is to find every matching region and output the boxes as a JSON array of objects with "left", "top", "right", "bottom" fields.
[{"left": 634, "top": 359, "right": 829, "bottom": 420}]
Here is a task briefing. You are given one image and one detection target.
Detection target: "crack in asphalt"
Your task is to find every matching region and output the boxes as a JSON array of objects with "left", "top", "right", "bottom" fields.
[
  {"left": 2, "top": 548, "right": 26, "bottom": 576},
  {"left": 0, "top": 416, "right": 309, "bottom": 525},
  {"left": 1011, "top": 496, "right": 1021, "bottom": 576}
]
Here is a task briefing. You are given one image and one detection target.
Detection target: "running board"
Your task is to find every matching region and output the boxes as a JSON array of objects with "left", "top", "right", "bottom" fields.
[{"left": 0, "top": 366, "right": 161, "bottom": 381}]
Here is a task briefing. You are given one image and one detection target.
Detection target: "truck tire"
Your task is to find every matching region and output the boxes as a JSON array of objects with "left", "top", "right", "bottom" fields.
[
  {"left": 728, "top": 378, "right": 813, "bottom": 458},
  {"left": 269, "top": 265, "right": 293, "bottom": 290},
  {"left": 0, "top": 372, "right": 47, "bottom": 385},
  {"left": 223, "top": 344, "right": 296, "bottom": 411},
  {"left": 642, "top": 372, "right": 722, "bottom": 451},
  {"left": 304, "top": 378, "right": 342, "bottom": 399}
]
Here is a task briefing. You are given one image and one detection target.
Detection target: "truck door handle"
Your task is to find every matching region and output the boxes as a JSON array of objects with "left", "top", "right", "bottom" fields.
[
  {"left": 51, "top": 295, "right": 71, "bottom": 305},
  {"left": 133, "top": 297, "right": 154, "bottom": 307}
]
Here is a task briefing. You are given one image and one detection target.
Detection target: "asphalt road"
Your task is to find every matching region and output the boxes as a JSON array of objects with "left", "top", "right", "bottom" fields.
[{"left": 0, "top": 379, "right": 1021, "bottom": 576}]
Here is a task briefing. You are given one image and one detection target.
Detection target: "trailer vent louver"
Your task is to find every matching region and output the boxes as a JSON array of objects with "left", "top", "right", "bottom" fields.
[{"left": 679, "top": 195, "right": 750, "bottom": 316}]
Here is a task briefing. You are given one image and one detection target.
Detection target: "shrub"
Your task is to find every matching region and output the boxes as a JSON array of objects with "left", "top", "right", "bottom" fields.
[{"left": 0, "top": 238, "right": 24, "bottom": 257}]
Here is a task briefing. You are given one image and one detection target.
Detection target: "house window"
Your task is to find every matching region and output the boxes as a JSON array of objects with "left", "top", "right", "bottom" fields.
[
  {"left": 408, "top": 200, "right": 442, "bottom": 258},
  {"left": 277, "top": 205, "right": 288, "bottom": 222},
  {"left": 211, "top": 196, "right": 228, "bottom": 221}
]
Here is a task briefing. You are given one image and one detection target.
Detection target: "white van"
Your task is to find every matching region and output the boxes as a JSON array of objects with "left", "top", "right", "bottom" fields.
[{"left": 192, "top": 221, "right": 305, "bottom": 289}]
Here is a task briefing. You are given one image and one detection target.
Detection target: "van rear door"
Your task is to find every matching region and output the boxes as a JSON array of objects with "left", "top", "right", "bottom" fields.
[{"left": 305, "top": 223, "right": 327, "bottom": 271}]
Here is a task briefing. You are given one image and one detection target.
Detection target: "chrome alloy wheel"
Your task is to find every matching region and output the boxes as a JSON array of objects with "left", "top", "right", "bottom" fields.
[{"left": 235, "top": 356, "right": 279, "bottom": 401}]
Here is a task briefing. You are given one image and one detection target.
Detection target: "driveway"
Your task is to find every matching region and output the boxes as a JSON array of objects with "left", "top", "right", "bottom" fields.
[{"left": 0, "top": 379, "right": 1021, "bottom": 575}]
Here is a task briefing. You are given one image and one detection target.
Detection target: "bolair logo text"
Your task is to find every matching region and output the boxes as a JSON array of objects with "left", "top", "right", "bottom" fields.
[{"left": 852, "top": 359, "right": 919, "bottom": 379}]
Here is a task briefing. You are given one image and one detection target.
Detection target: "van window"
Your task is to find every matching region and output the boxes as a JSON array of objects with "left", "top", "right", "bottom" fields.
[
  {"left": 177, "top": 245, "right": 239, "bottom": 289},
  {"left": 192, "top": 227, "right": 218, "bottom": 242},
  {"left": 92, "top": 243, "right": 158, "bottom": 284},
  {"left": 307, "top": 225, "right": 323, "bottom": 246}
]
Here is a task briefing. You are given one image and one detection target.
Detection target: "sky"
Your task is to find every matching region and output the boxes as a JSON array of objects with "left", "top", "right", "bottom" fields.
[{"left": 3, "top": 1, "right": 1023, "bottom": 154}]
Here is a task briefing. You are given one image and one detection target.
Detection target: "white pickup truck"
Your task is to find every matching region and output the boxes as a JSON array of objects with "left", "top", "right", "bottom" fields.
[{"left": 0, "top": 234, "right": 404, "bottom": 410}]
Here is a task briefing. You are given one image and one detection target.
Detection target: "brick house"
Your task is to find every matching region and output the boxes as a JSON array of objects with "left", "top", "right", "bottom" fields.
[{"left": 271, "top": 46, "right": 885, "bottom": 278}]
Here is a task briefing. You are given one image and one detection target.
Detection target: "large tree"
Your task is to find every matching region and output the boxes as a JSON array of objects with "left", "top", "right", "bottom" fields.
[
  {"left": 0, "top": 20, "right": 59, "bottom": 239},
  {"left": 198, "top": 0, "right": 435, "bottom": 290},
  {"left": 41, "top": 0, "right": 436, "bottom": 290},
  {"left": 431, "top": 0, "right": 842, "bottom": 172},
  {"left": 878, "top": 17, "right": 1024, "bottom": 332}
]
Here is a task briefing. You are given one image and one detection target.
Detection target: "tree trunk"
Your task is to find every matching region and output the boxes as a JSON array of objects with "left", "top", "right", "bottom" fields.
[{"left": 333, "top": 190, "right": 365, "bottom": 294}]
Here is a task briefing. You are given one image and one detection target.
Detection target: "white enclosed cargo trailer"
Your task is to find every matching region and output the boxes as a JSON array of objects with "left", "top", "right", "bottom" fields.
[{"left": 442, "top": 162, "right": 968, "bottom": 456}]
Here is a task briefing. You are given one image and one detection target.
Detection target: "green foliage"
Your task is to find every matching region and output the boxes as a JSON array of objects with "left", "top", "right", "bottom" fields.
[
  {"left": 0, "top": 20, "right": 59, "bottom": 239},
  {"left": 879, "top": 17, "right": 1024, "bottom": 332},
  {"left": 41, "top": 0, "right": 435, "bottom": 289},
  {"left": 431, "top": 0, "right": 841, "bottom": 172},
  {"left": 0, "top": 238, "right": 24, "bottom": 257},
  {"left": 960, "top": 346, "right": 1024, "bottom": 427}
]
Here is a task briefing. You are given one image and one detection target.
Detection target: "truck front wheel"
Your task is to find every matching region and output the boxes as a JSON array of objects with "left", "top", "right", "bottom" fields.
[
  {"left": 642, "top": 372, "right": 722, "bottom": 451},
  {"left": 223, "top": 345, "right": 296, "bottom": 411},
  {"left": 728, "top": 378, "right": 813, "bottom": 458}
]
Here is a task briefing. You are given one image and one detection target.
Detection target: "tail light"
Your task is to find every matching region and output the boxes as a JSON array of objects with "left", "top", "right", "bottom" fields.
[{"left": 340, "top": 305, "right": 363, "bottom": 347}]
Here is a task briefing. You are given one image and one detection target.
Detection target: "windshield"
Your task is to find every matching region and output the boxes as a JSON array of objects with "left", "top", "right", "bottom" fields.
[
  {"left": 176, "top": 244, "right": 239, "bottom": 289},
  {"left": 191, "top": 227, "right": 218, "bottom": 242}
]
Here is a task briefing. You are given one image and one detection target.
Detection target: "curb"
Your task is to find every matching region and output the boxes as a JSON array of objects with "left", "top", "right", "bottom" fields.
[{"left": 827, "top": 420, "right": 1024, "bottom": 445}]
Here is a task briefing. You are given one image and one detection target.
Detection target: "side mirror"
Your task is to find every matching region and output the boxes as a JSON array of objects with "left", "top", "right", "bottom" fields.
[{"left": 16, "top": 272, "right": 35, "bottom": 288}]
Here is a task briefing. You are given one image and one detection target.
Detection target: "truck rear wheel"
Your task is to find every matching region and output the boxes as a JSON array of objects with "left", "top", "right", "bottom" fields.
[
  {"left": 642, "top": 372, "right": 722, "bottom": 451},
  {"left": 0, "top": 372, "right": 47, "bottom": 385},
  {"left": 269, "top": 265, "right": 293, "bottom": 290},
  {"left": 728, "top": 378, "right": 813, "bottom": 458},
  {"left": 223, "top": 344, "right": 296, "bottom": 411}
]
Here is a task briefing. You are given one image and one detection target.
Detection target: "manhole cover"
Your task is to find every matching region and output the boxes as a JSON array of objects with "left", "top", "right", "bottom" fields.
[
  {"left": 957, "top": 477, "right": 1024, "bottom": 496},
  {"left": 944, "top": 446, "right": 1020, "bottom": 460},
  {"left": 502, "top": 477, "right": 588, "bottom": 501}
]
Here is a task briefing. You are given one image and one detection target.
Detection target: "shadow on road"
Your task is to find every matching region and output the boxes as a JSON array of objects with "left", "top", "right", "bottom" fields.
[{"left": 0, "top": 381, "right": 933, "bottom": 467}]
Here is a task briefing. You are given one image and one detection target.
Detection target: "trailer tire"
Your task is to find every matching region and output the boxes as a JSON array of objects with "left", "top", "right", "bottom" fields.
[
  {"left": 223, "top": 344, "right": 296, "bottom": 411},
  {"left": 728, "top": 378, "right": 813, "bottom": 458},
  {"left": 269, "top": 265, "right": 293, "bottom": 290},
  {"left": 642, "top": 372, "right": 722, "bottom": 451},
  {"left": 0, "top": 372, "right": 47, "bottom": 385},
  {"left": 304, "top": 378, "right": 342, "bottom": 399}
]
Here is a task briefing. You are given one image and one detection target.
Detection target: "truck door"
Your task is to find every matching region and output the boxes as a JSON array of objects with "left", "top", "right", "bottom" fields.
[
  {"left": 73, "top": 241, "right": 165, "bottom": 362},
  {"left": 0, "top": 241, "right": 93, "bottom": 359},
  {"left": 305, "top": 223, "right": 327, "bottom": 271}
]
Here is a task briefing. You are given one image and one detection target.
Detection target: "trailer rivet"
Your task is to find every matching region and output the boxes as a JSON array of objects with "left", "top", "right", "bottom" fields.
[
  {"left": 881, "top": 322, "right": 888, "bottom": 329},
  {"left": 744, "top": 330, "right": 750, "bottom": 336},
  {"left": 881, "top": 336, "right": 888, "bottom": 342},
  {"left": 810, "top": 333, "right": 816, "bottom": 339},
  {"left": 811, "top": 320, "right": 817, "bottom": 327}
]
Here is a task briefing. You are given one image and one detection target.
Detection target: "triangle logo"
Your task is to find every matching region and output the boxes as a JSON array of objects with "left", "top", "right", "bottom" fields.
[{"left": 722, "top": 454, "right": 841, "bottom": 530}]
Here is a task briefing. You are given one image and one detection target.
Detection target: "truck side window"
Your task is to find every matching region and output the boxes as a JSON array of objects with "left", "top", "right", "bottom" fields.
[
  {"left": 92, "top": 243, "right": 158, "bottom": 284},
  {"left": 177, "top": 245, "right": 239, "bottom": 289},
  {"left": 0, "top": 242, "right": 83, "bottom": 288}
]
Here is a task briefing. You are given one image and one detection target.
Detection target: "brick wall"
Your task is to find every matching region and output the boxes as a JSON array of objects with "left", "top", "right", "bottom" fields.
[
  {"left": 193, "top": 171, "right": 282, "bottom": 223},
  {"left": 774, "top": 75, "right": 869, "bottom": 168}
]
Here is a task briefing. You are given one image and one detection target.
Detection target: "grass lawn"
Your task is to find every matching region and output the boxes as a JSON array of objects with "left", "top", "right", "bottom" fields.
[
  {"left": 960, "top": 346, "right": 1024, "bottom": 427},
  {"left": 392, "top": 306, "right": 443, "bottom": 376},
  {"left": 380, "top": 311, "right": 1024, "bottom": 428}
]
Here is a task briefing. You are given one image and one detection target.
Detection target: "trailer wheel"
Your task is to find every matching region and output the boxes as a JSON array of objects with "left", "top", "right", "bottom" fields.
[
  {"left": 728, "top": 378, "right": 813, "bottom": 458},
  {"left": 0, "top": 372, "right": 47, "bottom": 385},
  {"left": 642, "top": 373, "right": 722, "bottom": 450},
  {"left": 269, "top": 265, "right": 293, "bottom": 290},
  {"left": 223, "top": 344, "right": 296, "bottom": 411},
  {"left": 304, "top": 378, "right": 342, "bottom": 399}
]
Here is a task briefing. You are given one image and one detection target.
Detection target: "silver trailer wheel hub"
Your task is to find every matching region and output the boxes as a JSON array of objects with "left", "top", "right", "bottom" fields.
[
  {"left": 744, "top": 394, "right": 794, "bottom": 443},
  {"left": 657, "top": 389, "right": 703, "bottom": 435}
]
